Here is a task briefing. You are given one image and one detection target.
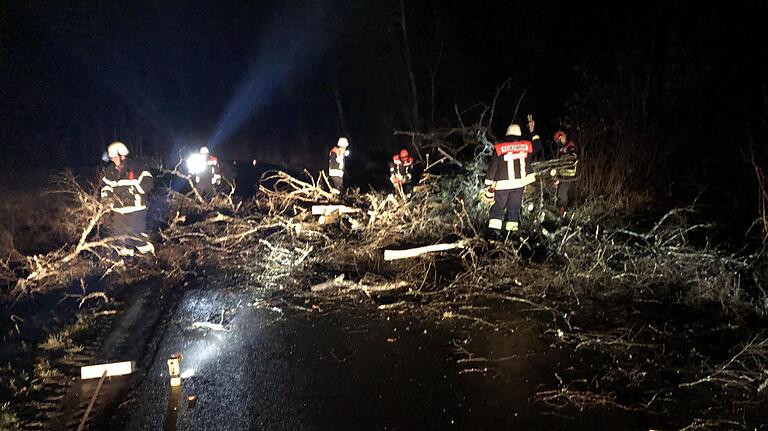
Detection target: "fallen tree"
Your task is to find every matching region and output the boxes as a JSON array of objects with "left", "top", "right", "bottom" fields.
[{"left": 2, "top": 121, "right": 768, "bottom": 428}]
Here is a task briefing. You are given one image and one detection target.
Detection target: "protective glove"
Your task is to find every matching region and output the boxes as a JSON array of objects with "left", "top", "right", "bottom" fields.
[
  {"left": 550, "top": 168, "right": 558, "bottom": 177},
  {"left": 484, "top": 187, "right": 495, "bottom": 200},
  {"left": 479, "top": 187, "right": 495, "bottom": 206}
]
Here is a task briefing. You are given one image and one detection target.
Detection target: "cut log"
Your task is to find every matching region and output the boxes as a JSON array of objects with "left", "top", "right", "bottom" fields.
[
  {"left": 311, "top": 205, "right": 357, "bottom": 216},
  {"left": 384, "top": 242, "right": 464, "bottom": 261},
  {"left": 318, "top": 212, "right": 340, "bottom": 225}
]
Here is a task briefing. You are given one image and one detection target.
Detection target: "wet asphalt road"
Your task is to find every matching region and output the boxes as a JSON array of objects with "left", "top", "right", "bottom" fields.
[{"left": 102, "top": 286, "right": 644, "bottom": 431}]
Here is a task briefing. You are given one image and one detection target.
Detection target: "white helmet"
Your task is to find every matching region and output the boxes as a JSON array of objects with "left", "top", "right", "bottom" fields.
[
  {"left": 200, "top": 146, "right": 210, "bottom": 155},
  {"left": 337, "top": 137, "right": 349, "bottom": 148},
  {"left": 505, "top": 123, "right": 522, "bottom": 137},
  {"left": 107, "top": 141, "right": 129, "bottom": 158}
]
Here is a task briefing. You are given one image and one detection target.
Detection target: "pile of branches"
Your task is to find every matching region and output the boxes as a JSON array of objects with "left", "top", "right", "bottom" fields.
[
  {"left": 217, "top": 134, "right": 768, "bottom": 425},
  {"left": 2, "top": 120, "right": 767, "bottom": 426},
  {"left": 2, "top": 172, "right": 140, "bottom": 300},
  {"left": 2, "top": 128, "right": 763, "bottom": 323},
  {"left": 550, "top": 206, "right": 758, "bottom": 312}
]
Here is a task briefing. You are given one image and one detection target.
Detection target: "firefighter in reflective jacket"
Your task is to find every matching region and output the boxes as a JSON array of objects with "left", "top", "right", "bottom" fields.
[
  {"left": 100, "top": 142, "right": 154, "bottom": 256},
  {"left": 484, "top": 123, "right": 541, "bottom": 236},
  {"left": 328, "top": 137, "right": 349, "bottom": 194},
  {"left": 551, "top": 131, "right": 578, "bottom": 216},
  {"left": 389, "top": 149, "right": 414, "bottom": 195}
]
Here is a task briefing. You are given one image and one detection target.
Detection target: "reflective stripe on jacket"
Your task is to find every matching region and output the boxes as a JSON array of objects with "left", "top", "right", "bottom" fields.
[
  {"left": 101, "top": 160, "right": 153, "bottom": 213},
  {"left": 484, "top": 134, "right": 541, "bottom": 190},
  {"left": 329, "top": 147, "right": 346, "bottom": 178},
  {"left": 389, "top": 155, "right": 414, "bottom": 184},
  {"left": 558, "top": 141, "right": 578, "bottom": 177}
]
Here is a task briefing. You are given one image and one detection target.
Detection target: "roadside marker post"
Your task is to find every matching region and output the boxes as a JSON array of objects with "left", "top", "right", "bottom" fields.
[
  {"left": 167, "top": 352, "right": 183, "bottom": 387},
  {"left": 80, "top": 361, "right": 135, "bottom": 379},
  {"left": 77, "top": 361, "right": 136, "bottom": 430}
]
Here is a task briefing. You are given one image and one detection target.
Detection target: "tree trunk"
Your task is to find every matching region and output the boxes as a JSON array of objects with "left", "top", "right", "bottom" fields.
[
  {"left": 428, "top": 42, "right": 444, "bottom": 129},
  {"left": 399, "top": 0, "right": 419, "bottom": 133},
  {"left": 333, "top": 79, "right": 348, "bottom": 135}
]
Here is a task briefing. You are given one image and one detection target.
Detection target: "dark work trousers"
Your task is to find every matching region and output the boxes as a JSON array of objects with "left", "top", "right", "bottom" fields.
[
  {"left": 489, "top": 188, "right": 524, "bottom": 225},
  {"left": 330, "top": 175, "right": 344, "bottom": 194},
  {"left": 402, "top": 181, "right": 413, "bottom": 195},
  {"left": 195, "top": 174, "right": 214, "bottom": 195},
  {"left": 393, "top": 181, "right": 413, "bottom": 195},
  {"left": 111, "top": 210, "right": 148, "bottom": 248},
  {"left": 556, "top": 181, "right": 572, "bottom": 209}
]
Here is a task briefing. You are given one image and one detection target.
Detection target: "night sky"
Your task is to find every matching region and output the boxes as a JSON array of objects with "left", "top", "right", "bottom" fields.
[{"left": 2, "top": 0, "right": 767, "bottom": 204}]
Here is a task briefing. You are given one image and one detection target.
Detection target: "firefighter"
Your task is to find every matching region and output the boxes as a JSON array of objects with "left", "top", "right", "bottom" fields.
[
  {"left": 100, "top": 142, "right": 154, "bottom": 256},
  {"left": 187, "top": 146, "right": 222, "bottom": 195},
  {"left": 328, "top": 136, "right": 349, "bottom": 194},
  {"left": 551, "top": 131, "right": 578, "bottom": 216},
  {"left": 483, "top": 121, "right": 541, "bottom": 238},
  {"left": 389, "top": 148, "right": 414, "bottom": 195}
]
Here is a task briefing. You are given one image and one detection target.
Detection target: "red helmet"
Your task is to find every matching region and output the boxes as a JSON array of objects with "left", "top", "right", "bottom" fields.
[
  {"left": 399, "top": 149, "right": 409, "bottom": 159},
  {"left": 554, "top": 131, "right": 567, "bottom": 142}
]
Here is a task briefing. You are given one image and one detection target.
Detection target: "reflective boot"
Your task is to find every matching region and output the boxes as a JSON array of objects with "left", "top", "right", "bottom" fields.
[
  {"left": 503, "top": 221, "right": 520, "bottom": 244},
  {"left": 487, "top": 218, "right": 504, "bottom": 241}
]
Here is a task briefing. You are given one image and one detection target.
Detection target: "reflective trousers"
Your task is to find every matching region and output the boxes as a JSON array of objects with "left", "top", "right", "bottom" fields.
[
  {"left": 330, "top": 176, "right": 344, "bottom": 194},
  {"left": 488, "top": 188, "right": 523, "bottom": 231},
  {"left": 111, "top": 210, "right": 153, "bottom": 254}
]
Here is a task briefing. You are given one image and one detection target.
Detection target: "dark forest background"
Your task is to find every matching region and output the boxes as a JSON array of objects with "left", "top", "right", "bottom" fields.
[{"left": 2, "top": 0, "right": 768, "bottom": 229}]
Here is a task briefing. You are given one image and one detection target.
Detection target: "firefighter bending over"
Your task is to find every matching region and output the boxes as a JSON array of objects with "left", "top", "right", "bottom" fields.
[
  {"left": 100, "top": 142, "right": 154, "bottom": 256},
  {"left": 483, "top": 122, "right": 541, "bottom": 238},
  {"left": 551, "top": 131, "right": 577, "bottom": 217},
  {"left": 328, "top": 136, "right": 349, "bottom": 194},
  {"left": 389, "top": 148, "right": 414, "bottom": 196}
]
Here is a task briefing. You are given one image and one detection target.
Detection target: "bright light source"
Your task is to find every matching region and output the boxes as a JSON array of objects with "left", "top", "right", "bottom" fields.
[
  {"left": 181, "top": 368, "right": 195, "bottom": 378},
  {"left": 186, "top": 153, "right": 207, "bottom": 175}
]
